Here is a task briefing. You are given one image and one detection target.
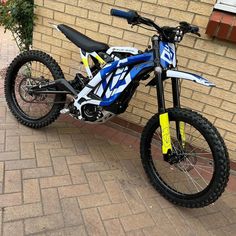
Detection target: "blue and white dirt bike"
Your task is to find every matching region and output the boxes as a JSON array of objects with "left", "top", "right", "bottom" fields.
[{"left": 4, "top": 9, "right": 230, "bottom": 208}]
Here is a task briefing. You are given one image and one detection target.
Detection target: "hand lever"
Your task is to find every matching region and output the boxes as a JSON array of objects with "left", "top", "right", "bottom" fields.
[{"left": 179, "top": 21, "right": 201, "bottom": 37}]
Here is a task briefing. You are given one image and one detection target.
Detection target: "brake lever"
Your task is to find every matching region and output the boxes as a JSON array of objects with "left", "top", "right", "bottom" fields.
[
  {"left": 130, "top": 17, "right": 142, "bottom": 28},
  {"left": 130, "top": 17, "right": 147, "bottom": 28},
  {"left": 179, "top": 21, "right": 200, "bottom": 37},
  {"left": 190, "top": 30, "right": 201, "bottom": 37},
  {"left": 194, "top": 32, "right": 201, "bottom": 37}
]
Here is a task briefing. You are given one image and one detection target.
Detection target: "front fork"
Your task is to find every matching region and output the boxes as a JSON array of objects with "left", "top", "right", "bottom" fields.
[
  {"left": 172, "top": 77, "right": 186, "bottom": 148},
  {"left": 152, "top": 36, "right": 184, "bottom": 159}
]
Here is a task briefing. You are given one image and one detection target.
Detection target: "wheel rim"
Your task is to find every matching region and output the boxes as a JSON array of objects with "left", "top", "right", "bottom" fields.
[
  {"left": 149, "top": 118, "right": 215, "bottom": 197},
  {"left": 12, "top": 60, "right": 57, "bottom": 120}
]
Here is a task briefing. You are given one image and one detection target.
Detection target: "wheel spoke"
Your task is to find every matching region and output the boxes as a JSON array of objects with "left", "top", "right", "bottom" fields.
[
  {"left": 192, "top": 165, "right": 213, "bottom": 175},
  {"left": 180, "top": 165, "right": 203, "bottom": 192},
  {"left": 185, "top": 158, "right": 209, "bottom": 186}
]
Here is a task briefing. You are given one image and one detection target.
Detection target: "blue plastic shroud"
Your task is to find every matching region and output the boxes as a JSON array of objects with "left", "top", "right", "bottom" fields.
[{"left": 97, "top": 52, "right": 154, "bottom": 106}]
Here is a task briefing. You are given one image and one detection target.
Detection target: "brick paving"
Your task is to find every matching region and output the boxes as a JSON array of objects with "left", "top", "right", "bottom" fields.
[{"left": 0, "top": 26, "right": 236, "bottom": 236}]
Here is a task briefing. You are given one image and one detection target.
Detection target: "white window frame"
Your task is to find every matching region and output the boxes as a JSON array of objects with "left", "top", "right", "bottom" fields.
[{"left": 214, "top": 0, "right": 236, "bottom": 14}]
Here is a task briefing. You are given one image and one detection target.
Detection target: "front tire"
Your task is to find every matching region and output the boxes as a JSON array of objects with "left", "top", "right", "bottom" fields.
[
  {"left": 140, "top": 108, "right": 230, "bottom": 208},
  {"left": 4, "top": 50, "right": 66, "bottom": 128}
]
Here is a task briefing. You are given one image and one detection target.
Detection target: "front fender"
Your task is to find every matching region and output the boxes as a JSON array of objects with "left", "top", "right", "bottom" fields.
[{"left": 166, "top": 70, "right": 215, "bottom": 87}]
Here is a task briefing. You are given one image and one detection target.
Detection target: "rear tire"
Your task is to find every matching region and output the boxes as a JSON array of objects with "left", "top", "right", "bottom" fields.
[
  {"left": 140, "top": 108, "right": 230, "bottom": 208},
  {"left": 4, "top": 50, "right": 66, "bottom": 128}
]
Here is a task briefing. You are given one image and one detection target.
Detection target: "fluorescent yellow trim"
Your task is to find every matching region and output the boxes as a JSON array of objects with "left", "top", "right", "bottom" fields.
[
  {"left": 95, "top": 55, "right": 106, "bottom": 66},
  {"left": 180, "top": 121, "right": 186, "bottom": 148},
  {"left": 82, "top": 58, "right": 89, "bottom": 68},
  {"left": 160, "top": 113, "right": 172, "bottom": 154}
]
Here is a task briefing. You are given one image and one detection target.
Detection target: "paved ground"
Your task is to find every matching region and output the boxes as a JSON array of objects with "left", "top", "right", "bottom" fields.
[{"left": 1, "top": 26, "right": 236, "bottom": 236}]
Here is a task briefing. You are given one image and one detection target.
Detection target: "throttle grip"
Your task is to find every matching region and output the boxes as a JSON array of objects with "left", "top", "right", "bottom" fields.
[{"left": 110, "top": 9, "right": 139, "bottom": 24}]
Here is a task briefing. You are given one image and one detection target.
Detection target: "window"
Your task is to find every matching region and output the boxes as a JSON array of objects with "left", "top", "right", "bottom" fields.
[{"left": 214, "top": 0, "right": 236, "bottom": 13}]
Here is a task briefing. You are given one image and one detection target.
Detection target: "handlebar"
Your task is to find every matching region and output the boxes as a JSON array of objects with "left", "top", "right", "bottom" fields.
[
  {"left": 110, "top": 8, "right": 201, "bottom": 43},
  {"left": 111, "top": 9, "right": 162, "bottom": 31}
]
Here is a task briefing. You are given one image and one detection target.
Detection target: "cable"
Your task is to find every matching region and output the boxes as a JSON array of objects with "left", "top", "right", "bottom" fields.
[{"left": 137, "top": 25, "right": 158, "bottom": 32}]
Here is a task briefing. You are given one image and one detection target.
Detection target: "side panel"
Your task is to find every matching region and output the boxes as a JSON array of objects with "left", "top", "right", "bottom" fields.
[
  {"left": 100, "top": 60, "right": 154, "bottom": 106},
  {"left": 166, "top": 70, "right": 215, "bottom": 87},
  {"left": 94, "top": 67, "right": 128, "bottom": 97},
  {"left": 92, "top": 52, "right": 154, "bottom": 106},
  {"left": 74, "top": 52, "right": 154, "bottom": 110}
]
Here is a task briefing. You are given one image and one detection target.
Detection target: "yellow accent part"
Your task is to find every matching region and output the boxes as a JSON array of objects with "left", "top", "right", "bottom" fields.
[
  {"left": 95, "top": 55, "right": 106, "bottom": 66},
  {"left": 180, "top": 121, "right": 186, "bottom": 148},
  {"left": 82, "top": 58, "right": 89, "bottom": 68},
  {"left": 160, "top": 113, "right": 172, "bottom": 154}
]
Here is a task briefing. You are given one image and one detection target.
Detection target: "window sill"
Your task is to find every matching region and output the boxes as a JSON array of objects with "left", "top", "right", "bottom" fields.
[
  {"left": 215, "top": 3, "right": 236, "bottom": 14},
  {"left": 206, "top": 10, "right": 236, "bottom": 43}
]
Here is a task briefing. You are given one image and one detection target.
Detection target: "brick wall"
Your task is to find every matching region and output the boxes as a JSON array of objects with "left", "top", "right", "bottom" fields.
[{"left": 33, "top": 0, "right": 236, "bottom": 161}]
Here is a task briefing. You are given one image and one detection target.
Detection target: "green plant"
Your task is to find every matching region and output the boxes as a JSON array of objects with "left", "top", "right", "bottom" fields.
[{"left": 0, "top": 0, "right": 35, "bottom": 51}]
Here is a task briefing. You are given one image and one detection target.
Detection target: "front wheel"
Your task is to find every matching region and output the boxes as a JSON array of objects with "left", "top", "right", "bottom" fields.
[{"left": 140, "top": 108, "right": 230, "bottom": 208}]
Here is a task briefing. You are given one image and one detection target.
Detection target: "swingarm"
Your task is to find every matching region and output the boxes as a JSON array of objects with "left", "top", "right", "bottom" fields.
[{"left": 29, "top": 79, "right": 78, "bottom": 96}]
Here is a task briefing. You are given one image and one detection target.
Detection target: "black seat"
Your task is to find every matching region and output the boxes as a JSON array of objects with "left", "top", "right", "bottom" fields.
[{"left": 58, "top": 24, "right": 109, "bottom": 53}]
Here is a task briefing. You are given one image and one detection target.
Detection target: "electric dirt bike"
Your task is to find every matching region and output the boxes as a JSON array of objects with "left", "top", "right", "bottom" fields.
[{"left": 4, "top": 9, "right": 230, "bottom": 208}]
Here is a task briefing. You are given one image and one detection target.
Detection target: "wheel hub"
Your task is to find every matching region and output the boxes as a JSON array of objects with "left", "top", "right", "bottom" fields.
[
  {"left": 164, "top": 141, "right": 197, "bottom": 171},
  {"left": 19, "top": 77, "right": 48, "bottom": 103}
]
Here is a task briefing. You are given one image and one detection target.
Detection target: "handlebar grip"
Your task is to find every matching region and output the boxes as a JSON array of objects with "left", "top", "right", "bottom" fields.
[{"left": 110, "top": 9, "right": 138, "bottom": 23}]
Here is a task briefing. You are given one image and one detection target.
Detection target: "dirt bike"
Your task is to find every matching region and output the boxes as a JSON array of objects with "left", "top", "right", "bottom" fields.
[{"left": 4, "top": 9, "right": 230, "bottom": 208}]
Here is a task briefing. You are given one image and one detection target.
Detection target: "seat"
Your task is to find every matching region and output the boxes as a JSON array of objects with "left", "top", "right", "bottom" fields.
[{"left": 58, "top": 24, "right": 109, "bottom": 53}]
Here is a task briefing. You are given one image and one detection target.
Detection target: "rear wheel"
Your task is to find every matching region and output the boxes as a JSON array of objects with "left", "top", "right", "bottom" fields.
[
  {"left": 140, "top": 108, "right": 230, "bottom": 208},
  {"left": 4, "top": 50, "right": 66, "bottom": 128}
]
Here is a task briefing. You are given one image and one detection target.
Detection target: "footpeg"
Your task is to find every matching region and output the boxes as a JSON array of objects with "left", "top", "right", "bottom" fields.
[{"left": 60, "top": 108, "right": 70, "bottom": 114}]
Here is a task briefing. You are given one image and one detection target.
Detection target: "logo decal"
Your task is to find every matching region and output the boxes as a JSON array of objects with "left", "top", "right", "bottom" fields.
[
  {"left": 161, "top": 44, "right": 175, "bottom": 65},
  {"left": 160, "top": 42, "right": 176, "bottom": 68}
]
